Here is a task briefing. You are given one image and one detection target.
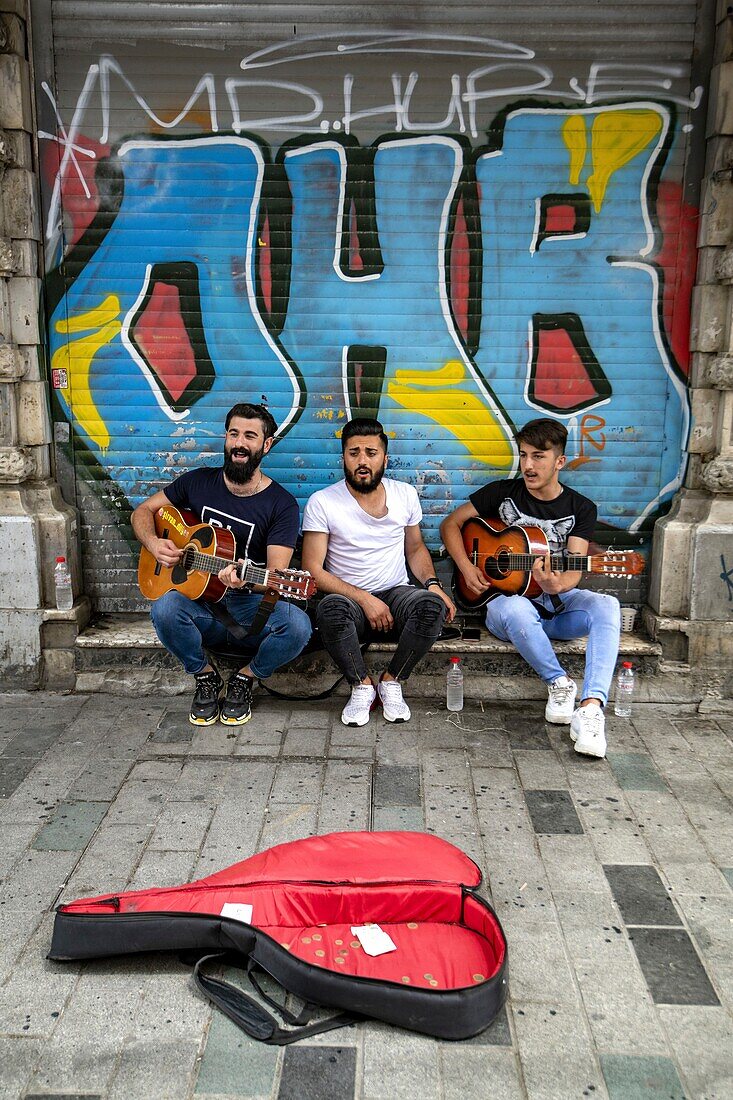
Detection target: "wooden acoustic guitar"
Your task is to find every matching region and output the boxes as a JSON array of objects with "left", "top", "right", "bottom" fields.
[
  {"left": 453, "top": 516, "right": 645, "bottom": 611},
  {"left": 138, "top": 504, "right": 316, "bottom": 604}
]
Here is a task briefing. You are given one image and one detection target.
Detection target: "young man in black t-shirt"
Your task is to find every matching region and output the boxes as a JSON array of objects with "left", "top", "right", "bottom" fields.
[
  {"left": 441, "top": 418, "right": 620, "bottom": 758},
  {"left": 132, "top": 403, "right": 311, "bottom": 726}
]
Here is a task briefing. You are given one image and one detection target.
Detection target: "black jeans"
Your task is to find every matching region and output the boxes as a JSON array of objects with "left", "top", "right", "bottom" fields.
[{"left": 316, "top": 586, "right": 447, "bottom": 685}]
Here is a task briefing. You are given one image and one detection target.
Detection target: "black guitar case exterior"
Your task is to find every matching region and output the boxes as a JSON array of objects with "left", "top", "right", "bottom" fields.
[{"left": 49, "top": 830, "right": 507, "bottom": 1042}]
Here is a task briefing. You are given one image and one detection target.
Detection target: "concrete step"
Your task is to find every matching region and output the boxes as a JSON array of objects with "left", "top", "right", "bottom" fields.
[{"left": 70, "top": 612, "right": 717, "bottom": 708}]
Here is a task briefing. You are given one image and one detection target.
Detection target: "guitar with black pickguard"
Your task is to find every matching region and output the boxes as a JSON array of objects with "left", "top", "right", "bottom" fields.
[
  {"left": 138, "top": 504, "right": 316, "bottom": 604},
  {"left": 453, "top": 516, "right": 644, "bottom": 611}
]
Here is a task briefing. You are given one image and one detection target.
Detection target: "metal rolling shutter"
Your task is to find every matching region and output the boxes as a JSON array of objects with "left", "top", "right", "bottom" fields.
[{"left": 32, "top": 0, "right": 712, "bottom": 609}]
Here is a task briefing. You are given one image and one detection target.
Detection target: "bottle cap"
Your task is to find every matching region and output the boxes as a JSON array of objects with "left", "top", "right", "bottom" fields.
[
  {"left": 450, "top": 656, "right": 460, "bottom": 664},
  {"left": 55, "top": 556, "right": 66, "bottom": 563},
  {"left": 622, "top": 661, "right": 632, "bottom": 668}
]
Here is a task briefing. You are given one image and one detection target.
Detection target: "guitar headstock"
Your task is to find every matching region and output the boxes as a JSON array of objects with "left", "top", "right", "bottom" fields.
[
  {"left": 268, "top": 569, "right": 317, "bottom": 601},
  {"left": 591, "top": 551, "right": 645, "bottom": 577}
]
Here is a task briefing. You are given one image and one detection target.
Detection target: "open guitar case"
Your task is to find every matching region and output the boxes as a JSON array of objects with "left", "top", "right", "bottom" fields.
[{"left": 49, "top": 831, "right": 507, "bottom": 1043}]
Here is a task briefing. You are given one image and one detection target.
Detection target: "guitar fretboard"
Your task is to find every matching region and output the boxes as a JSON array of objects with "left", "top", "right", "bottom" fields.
[
  {"left": 476, "top": 553, "right": 594, "bottom": 572},
  {"left": 185, "top": 550, "right": 268, "bottom": 586}
]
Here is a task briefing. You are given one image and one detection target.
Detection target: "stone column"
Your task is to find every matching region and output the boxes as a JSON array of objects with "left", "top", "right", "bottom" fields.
[
  {"left": 0, "top": 0, "right": 88, "bottom": 688},
  {"left": 646, "top": 1, "right": 733, "bottom": 705}
]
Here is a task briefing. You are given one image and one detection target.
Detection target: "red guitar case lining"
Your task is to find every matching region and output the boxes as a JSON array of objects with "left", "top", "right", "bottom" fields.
[{"left": 49, "top": 831, "right": 508, "bottom": 1041}]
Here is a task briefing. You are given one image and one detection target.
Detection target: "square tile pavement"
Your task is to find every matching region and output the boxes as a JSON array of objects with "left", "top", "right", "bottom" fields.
[{"left": 0, "top": 694, "right": 731, "bottom": 1099}]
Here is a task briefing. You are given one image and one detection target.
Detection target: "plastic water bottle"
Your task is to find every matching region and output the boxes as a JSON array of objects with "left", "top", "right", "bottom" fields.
[
  {"left": 54, "top": 556, "right": 73, "bottom": 610},
  {"left": 447, "top": 656, "right": 464, "bottom": 712},
  {"left": 614, "top": 661, "right": 635, "bottom": 718}
]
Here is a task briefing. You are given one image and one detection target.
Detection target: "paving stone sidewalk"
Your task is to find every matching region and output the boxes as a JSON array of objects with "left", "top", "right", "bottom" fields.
[{"left": 0, "top": 690, "right": 732, "bottom": 1100}]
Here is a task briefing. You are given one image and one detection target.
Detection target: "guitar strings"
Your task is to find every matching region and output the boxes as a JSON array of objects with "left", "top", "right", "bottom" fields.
[{"left": 182, "top": 550, "right": 312, "bottom": 596}]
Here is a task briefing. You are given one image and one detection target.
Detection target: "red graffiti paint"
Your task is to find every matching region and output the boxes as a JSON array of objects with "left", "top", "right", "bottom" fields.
[
  {"left": 532, "top": 326, "right": 602, "bottom": 409},
  {"left": 131, "top": 281, "right": 196, "bottom": 402},
  {"left": 544, "top": 203, "right": 577, "bottom": 234},
  {"left": 349, "top": 200, "right": 364, "bottom": 272},
  {"left": 655, "top": 181, "right": 697, "bottom": 376},
  {"left": 41, "top": 134, "right": 110, "bottom": 247},
  {"left": 450, "top": 196, "right": 470, "bottom": 343},
  {"left": 258, "top": 213, "right": 272, "bottom": 314}
]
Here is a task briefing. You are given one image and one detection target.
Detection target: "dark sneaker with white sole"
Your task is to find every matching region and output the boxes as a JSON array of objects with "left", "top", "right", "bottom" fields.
[
  {"left": 220, "top": 673, "right": 253, "bottom": 725},
  {"left": 190, "top": 669, "right": 223, "bottom": 726}
]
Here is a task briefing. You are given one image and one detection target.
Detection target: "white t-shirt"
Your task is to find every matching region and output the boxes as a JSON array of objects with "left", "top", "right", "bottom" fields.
[{"left": 302, "top": 478, "right": 422, "bottom": 592}]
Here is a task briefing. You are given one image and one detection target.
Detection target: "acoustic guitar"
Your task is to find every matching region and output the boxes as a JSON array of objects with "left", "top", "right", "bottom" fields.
[
  {"left": 138, "top": 504, "right": 316, "bottom": 604},
  {"left": 453, "top": 516, "right": 645, "bottom": 611}
]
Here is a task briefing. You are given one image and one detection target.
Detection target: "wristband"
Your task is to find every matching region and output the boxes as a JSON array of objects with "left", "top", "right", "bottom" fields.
[{"left": 424, "top": 578, "right": 442, "bottom": 590}]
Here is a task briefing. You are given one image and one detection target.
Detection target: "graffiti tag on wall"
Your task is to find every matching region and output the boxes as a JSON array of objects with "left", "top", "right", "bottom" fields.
[{"left": 43, "top": 36, "right": 697, "bottom": 544}]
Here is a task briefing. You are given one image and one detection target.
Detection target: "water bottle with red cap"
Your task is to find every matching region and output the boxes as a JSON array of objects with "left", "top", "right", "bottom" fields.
[{"left": 446, "top": 657, "right": 464, "bottom": 712}]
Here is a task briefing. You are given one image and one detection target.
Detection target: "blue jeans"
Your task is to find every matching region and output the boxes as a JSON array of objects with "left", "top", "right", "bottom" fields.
[
  {"left": 151, "top": 590, "right": 312, "bottom": 678},
  {"left": 485, "top": 590, "right": 621, "bottom": 706}
]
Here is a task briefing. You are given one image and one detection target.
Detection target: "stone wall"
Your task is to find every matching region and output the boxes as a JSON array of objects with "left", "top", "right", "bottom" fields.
[
  {"left": 0, "top": 0, "right": 86, "bottom": 688},
  {"left": 646, "top": 0, "right": 733, "bottom": 699}
]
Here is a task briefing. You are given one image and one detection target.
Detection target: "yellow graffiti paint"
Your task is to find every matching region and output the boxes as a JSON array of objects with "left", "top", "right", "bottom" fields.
[
  {"left": 59, "top": 294, "right": 120, "bottom": 333},
  {"left": 586, "top": 110, "right": 662, "bottom": 212},
  {"left": 53, "top": 297, "right": 122, "bottom": 452},
  {"left": 562, "top": 115, "right": 587, "bottom": 186},
  {"left": 387, "top": 360, "right": 513, "bottom": 467}
]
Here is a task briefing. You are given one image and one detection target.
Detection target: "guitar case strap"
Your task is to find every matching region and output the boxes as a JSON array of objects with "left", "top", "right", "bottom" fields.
[
  {"left": 209, "top": 590, "right": 280, "bottom": 642},
  {"left": 192, "top": 953, "right": 359, "bottom": 1045},
  {"left": 531, "top": 593, "right": 566, "bottom": 620}
]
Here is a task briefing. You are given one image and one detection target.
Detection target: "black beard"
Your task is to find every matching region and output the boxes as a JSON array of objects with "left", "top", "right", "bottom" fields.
[
  {"left": 344, "top": 463, "right": 386, "bottom": 495},
  {"left": 223, "top": 444, "right": 264, "bottom": 485}
]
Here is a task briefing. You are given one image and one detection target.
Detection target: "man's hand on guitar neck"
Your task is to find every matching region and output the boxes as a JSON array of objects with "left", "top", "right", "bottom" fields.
[
  {"left": 218, "top": 560, "right": 252, "bottom": 591},
  {"left": 531, "top": 553, "right": 583, "bottom": 595}
]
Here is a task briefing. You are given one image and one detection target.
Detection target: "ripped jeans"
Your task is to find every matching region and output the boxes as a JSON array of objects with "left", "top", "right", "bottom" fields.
[
  {"left": 316, "top": 586, "right": 447, "bottom": 685},
  {"left": 485, "top": 589, "right": 621, "bottom": 706}
]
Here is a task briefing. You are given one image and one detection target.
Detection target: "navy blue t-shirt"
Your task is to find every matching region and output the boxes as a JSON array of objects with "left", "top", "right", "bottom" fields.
[{"left": 165, "top": 468, "right": 299, "bottom": 565}]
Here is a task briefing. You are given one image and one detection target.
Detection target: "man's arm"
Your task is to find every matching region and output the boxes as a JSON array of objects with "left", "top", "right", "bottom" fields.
[
  {"left": 404, "top": 525, "right": 455, "bottom": 622},
  {"left": 131, "top": 490, "right": 182, "bottom": 568},
  {"left": 439, "top": 501, "right": 490, "bottom": 597},
  {"left": 301, "top": 530, "right": 394, "bottom": 632},
  {"left": 532, "top": 535, "right": 587, "bottom": 594}
]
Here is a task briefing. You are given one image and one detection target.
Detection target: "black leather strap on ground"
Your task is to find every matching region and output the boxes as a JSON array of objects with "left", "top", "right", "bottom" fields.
[{"left": 192, "top": 953, "right": 359, "bottom": 1045}]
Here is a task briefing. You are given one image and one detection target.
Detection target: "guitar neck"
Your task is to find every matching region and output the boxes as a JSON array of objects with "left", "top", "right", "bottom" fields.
[
  {"left": 481, "top": 553, "right": 594, "bottom": 572},
  {"left": 186, "top": 550, "right": 267, "bottom": 586}
]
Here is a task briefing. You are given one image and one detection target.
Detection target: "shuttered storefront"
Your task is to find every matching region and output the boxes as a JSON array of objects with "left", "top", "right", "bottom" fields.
[{"left": 31, "top": 0, "right": 712, "bottom": 609}]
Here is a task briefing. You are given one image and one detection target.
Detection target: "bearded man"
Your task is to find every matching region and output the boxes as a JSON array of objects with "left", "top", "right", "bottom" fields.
[
  {"left": 302, "top": 417, "right": 455, "bottom": 726},
  {"left": 132, "top": 403, "right": 311, "bottom": 726}
]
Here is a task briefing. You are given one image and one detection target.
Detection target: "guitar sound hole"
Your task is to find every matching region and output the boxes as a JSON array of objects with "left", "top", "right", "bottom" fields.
[
  {"left": 181, "top": 548, "right": 195, "bottom": 572},
  {"left": 486, "top": 548, "right": 512, "bottom": 581}
]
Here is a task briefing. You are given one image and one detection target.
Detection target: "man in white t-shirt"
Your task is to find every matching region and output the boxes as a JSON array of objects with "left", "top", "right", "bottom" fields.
[{"left": 302, "top": 418, "right": 456, "bottom": 726}]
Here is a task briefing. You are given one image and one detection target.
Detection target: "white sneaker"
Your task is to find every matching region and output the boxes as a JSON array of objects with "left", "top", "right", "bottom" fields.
[
  {"left": 341, "top": 683, "right": 377, "bottom": 726},
  {"left": 545, "top": 676, "right": 577, "bottom": 724},
  {"left": 377, "top": 679, "right": 411, "bottom": 722},
  {"left": 570, "top": 703, "right": 607, "bottom": 758}
]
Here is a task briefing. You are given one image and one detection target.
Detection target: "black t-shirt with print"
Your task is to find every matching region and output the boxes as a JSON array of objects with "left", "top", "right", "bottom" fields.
[
  {"left": 469, "top": 478, "right": 597, "bottom": 554},
  {"left": 165, "top": 468, "right": 299, "bottom": 565}
]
